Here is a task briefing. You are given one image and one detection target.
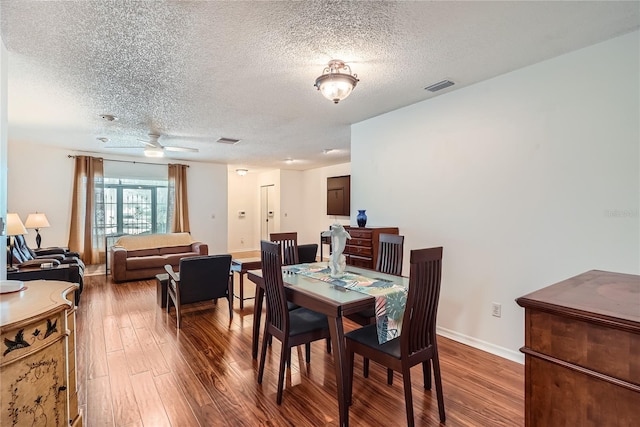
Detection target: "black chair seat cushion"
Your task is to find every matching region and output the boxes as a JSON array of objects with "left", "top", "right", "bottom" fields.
[
  {"left": 289, "top": 308, "right": 329, "bottom": 337},
  {"left": 287, "top": 301, "right": 300, "bottom": 311},
  {"left": 345, "top": 324, "right": 401, "bottom": 359}
]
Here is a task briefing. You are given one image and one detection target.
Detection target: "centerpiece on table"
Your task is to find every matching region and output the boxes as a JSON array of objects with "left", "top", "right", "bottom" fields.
[{"left": 322, "top": 223, "right": 352, "bottom": 278}]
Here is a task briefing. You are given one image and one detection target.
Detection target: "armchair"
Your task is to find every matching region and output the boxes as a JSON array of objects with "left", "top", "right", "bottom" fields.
[
  {"left": 8, "top": 235, "right": 84, "bottom": 304},
  {"left": 164, "top": 255, "right": 233, "bottom": 328},
  {"left": 11, "top": 234, "right": 85, "bottom": 271}
]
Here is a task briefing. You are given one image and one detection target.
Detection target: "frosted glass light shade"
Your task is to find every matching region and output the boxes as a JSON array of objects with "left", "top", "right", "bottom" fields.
[{"left": 314, "top": 60, "right": 359, "bottom": 104}]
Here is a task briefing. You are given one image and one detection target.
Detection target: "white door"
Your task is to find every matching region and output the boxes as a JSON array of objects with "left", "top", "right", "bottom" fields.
[{"left": 260, "top": 185, "right": 275, "bottom": 241}]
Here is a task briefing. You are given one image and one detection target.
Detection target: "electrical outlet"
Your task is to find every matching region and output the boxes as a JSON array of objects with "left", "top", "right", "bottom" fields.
[{"left": 491, "top": 302, "right": 502, "bottom": 318}]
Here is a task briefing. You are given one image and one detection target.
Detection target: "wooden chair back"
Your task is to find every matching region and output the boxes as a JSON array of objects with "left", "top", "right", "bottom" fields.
[
  {"left": 270, "top": 232, "right": 299, "bottom": 265},
  {"left": 401, "top": 246, "right": 443, "bottom": 356},
  {"left": 260, "top": 240, "right": 289, "bottom": 339},
  {"left": 376, "top": 233, "right": 404, "bottom": 276}
]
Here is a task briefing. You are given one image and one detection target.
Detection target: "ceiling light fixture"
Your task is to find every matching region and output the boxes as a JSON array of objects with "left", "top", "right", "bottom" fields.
[
  {"left": 314, "top": 59, "right": 359, "bottom": 104},
  {"left": 144, "top": 146, "right": 164, "bottom": 158},
  {"left": 100, "top": 114, "right": 118, "bottom": 121},
  {"left": 284, "top": 158, "right": 294, "bottom": 164},
  {"left": 322, "top": 148, "right": 335, "bottom": 154},
  {"left": 97, "top": 137, "right": 109, "bottom": 143},
  {"left": 236, "top": 168, "right": 248, "bottom": 176}
]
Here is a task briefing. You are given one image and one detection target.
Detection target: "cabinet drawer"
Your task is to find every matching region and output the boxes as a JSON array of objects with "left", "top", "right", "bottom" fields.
[
  {"left": 345, "top": 245, "right": 372, "bottom": 257},
  {"left": 347, "top": 229, "right": 372, "bottom": 239},
  {"left": 348, "top": 255, "right": 373, "bottom": 269},
  {"left": 349, "top": 238, "right": 372, "bottom": 248}
]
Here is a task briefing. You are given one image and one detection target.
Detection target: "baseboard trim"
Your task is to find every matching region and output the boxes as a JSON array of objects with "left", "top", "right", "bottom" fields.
[{"left": 436, "top": 326, "right": 524, "bottom": 364}]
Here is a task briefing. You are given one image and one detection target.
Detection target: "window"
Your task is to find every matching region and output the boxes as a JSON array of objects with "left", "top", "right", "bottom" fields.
[{"left": 104, "top": 178, "right": 168, "bottom": 236}]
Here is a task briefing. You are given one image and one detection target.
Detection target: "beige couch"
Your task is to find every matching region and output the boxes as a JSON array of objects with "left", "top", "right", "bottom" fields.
[{"left": 110, "top": 233, "right": 208, "bottom": 283}]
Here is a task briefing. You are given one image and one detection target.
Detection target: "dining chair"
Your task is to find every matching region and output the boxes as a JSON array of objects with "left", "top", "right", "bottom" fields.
[
  {"left": 345, "top": 246, "right": 445, "bottom": 427},
  {"left": 257, "top": 240, "right": 331, "bottom": 405},
  {"left": 347, "top": 233, "right": 405, "bottom": 382},
  {"left": 269, "top": 232, "right": 299, "bottom": 265},
  {"left": 164, "top": 254, "right": 233, "bottom": 329}
]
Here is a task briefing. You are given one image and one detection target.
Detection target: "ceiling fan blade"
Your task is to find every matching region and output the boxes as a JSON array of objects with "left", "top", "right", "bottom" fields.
[
  {"left": 164, "top": 146, "right": 199, "bottom": 153},
  {"left": 104, "top": 145, "right": 144, "bottom": 149},
  {"left": 138, "top": 139, "right": 159, "bottom": 148}
]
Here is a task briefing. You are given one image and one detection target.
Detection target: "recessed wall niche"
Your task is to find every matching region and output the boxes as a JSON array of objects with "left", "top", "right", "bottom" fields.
[{"left": 327, "top": 175, "right": 350, "bottom": 216}]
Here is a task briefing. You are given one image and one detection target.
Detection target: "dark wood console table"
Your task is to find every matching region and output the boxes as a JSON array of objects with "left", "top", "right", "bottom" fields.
[{"left": 516, "top": 270, "right": 640, "bottom": 426}]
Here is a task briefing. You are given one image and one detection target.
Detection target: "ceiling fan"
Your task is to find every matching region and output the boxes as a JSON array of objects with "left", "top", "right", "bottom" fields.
[
  {"left": 139, "top": 133, "right": 199, "bottom": 157},
  {"left": 103, "top": 133, "right": 199, "bottom": 157}
]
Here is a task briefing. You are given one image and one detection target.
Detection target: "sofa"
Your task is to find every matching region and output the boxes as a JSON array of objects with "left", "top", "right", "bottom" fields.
[{"left": 110, "top": 232, "right": 208, "bottom": 283}]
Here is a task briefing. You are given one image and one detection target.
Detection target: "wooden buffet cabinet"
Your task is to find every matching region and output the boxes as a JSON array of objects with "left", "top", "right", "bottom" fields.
[
  {"left": 344, "top": 226, "right": 399, "bottom": 269},
  {"left": 516, "top": 270, "right": 640, "bottom": 426},
  {"left": 1, "top": 280, "right": 82, "bottom": 426}
]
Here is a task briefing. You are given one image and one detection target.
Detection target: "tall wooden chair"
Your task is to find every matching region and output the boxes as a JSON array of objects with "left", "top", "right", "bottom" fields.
[
  {"left": 376, "top": 233, "right": 404, "bottom": 275},
  {"left": 164, "top": 255, "right": 233, "bottom": 329},
  {"left": 269, "top": 232, "right": 299, "bottom": 266},
  {"left": 345, "top": 247, "right": 445, "bottom": 426},
  {"left": 348, "top": 234, "right": 404, "bottom": 381},
  {"left": 257, "top": 240, "right": 331, "bottom": 404}
]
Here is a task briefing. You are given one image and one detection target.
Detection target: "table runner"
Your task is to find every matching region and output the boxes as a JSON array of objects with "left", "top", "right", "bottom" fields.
[{"left": 287, "top": 263, "right": 407, "bottom": 344}]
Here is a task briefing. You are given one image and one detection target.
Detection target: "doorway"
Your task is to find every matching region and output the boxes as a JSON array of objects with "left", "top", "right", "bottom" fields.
[{"left": 260, "top": 185, "right": 275, "bottom": 241}]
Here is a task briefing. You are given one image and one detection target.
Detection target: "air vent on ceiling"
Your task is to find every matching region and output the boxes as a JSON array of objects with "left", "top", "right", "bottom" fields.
[
  {"left": 424, "top": 80, "right": 455, "bottom": 92},
  {"left": 217, "top": 137, "right": 240, "bottom": 145}
]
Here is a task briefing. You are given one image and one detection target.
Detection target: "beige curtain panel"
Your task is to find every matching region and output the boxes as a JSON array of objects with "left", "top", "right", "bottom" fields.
[
  {"left": 68, "top": 155, "right": 105, "bottom": 264},
  {"left": 168, "top": 163, "right": 190, "bottom": 233}
]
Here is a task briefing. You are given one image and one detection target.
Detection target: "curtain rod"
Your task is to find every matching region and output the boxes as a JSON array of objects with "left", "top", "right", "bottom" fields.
[{"left": 67, "top": 155, "right": 189, "bottom": 167}]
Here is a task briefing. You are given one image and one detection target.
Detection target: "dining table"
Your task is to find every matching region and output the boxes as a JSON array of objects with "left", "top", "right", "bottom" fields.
[{"left": 248, "top": 262, "right": 409, "bottom": 427}]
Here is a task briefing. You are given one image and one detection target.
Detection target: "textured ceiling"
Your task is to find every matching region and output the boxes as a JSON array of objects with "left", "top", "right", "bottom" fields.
[{"left": 1, "top": 1, "right": 638, "bottom": 171}]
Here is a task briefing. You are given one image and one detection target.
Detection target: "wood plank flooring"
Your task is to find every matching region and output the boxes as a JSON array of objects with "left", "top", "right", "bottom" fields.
[{"left": 76, "top": 268, "right": 524, "bottom": 426}]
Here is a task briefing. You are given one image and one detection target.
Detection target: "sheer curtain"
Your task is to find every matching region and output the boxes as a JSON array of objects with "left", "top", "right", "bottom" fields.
[
  {"left": 68, "top": 156, "right": 105, "bottom": 264},
  {"left": 168, "top": 163, "right": 190, "bottom": 233}
]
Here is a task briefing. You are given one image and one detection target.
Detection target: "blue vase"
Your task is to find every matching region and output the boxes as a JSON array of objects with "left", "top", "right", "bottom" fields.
[{"left": 356, "top": 210, "right": 367, "bottom": 227}]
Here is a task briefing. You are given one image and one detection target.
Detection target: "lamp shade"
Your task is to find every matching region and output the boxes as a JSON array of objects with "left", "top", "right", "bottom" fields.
[
  {"left": 25, "top": 212, "right": 50, "bottom": 229},
  {"left": 6, "top": 213, "right": 28, "bottom": 236}
]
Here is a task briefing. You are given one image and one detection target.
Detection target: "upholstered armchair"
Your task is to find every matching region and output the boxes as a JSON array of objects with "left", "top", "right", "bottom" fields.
[
  {"left": 11, "top": 234, "right": 85, "bottom": 271},
  {"left": 8, "top": 235, "right": 84, "bottom": 304}
]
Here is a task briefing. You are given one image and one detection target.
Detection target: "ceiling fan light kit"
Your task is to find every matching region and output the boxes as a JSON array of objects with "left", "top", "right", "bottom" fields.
[
  {"left": 314, "top": 59, "right": 359, "bottom": 104},
  {"left": 144, "top": 146, "right": 164, "bottom": 157}
]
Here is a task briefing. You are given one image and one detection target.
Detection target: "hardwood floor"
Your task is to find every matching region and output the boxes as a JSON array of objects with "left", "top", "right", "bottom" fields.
[{"left": 76, "top": 269, "right": 524, "bottom": 426}]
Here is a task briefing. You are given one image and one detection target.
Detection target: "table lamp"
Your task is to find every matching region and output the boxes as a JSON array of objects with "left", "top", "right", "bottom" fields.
[
  {"left": 6, "top": 213, "right": 28, "bottom": 271},
  {"left": 25, "top": 212, "right": 50, "bottom": 249}
]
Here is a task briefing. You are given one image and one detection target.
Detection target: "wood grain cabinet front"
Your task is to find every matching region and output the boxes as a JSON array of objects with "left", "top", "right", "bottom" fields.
[
  {"left": 516, "top": 270, "right": 640, "bottom": 427},
  {"left": 344, "top": 226, "right": 399, "bottom": 270},
  {"left": 1, "top": 280, "right": 82, "bottom": 427}
]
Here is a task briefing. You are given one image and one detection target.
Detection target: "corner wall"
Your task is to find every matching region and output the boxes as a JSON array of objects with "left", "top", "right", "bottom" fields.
[{"left": 352, "top": 31, "right": 640, "bottom": 361}]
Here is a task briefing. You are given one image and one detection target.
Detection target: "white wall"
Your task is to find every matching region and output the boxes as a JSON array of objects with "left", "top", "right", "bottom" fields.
[
  {"left": 280, "top": 170, "right": 305, "bottom": 236},
  {"left": 227, "top": 169, "right": 259, "bottom": 252},
  {"left": 187, "top": 161, "right": 228, "bottom": 255},
  {"left": 300, "top": 162, "right": 351, "bottom": 255},
  {"left": 8, "top": 141, "right": 75, "bottom": 248},
  {"left": 352, "top": 31, "right": 640, "bottom": 362},
  {"left": 1, "top": 38, "right": 8, "bottom": 275},
  {"left": 7, "top": 139, "right": 229, "bottom": 256}
]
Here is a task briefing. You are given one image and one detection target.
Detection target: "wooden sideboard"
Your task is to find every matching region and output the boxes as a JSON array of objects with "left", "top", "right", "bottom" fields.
[
  {"left": 344, "top": 226, "right": 399, "bottom": 269},
  {"left": 1, "top": 280, "right": 82, "bottom": 426},
  {"left": 516, "top": 270, "right": 640, "bottom": 426}
]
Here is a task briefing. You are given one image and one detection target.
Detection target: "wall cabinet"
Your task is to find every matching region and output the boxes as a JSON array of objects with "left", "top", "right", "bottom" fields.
[
  {"left": 344, "top": 226, "right": 399, "bottom": 269},
  {"left": 1, "top": 280, "right": 81, "bottom": 426},
  {"left": 327, "top": 175, "right": 350, "bottom": 216}
]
